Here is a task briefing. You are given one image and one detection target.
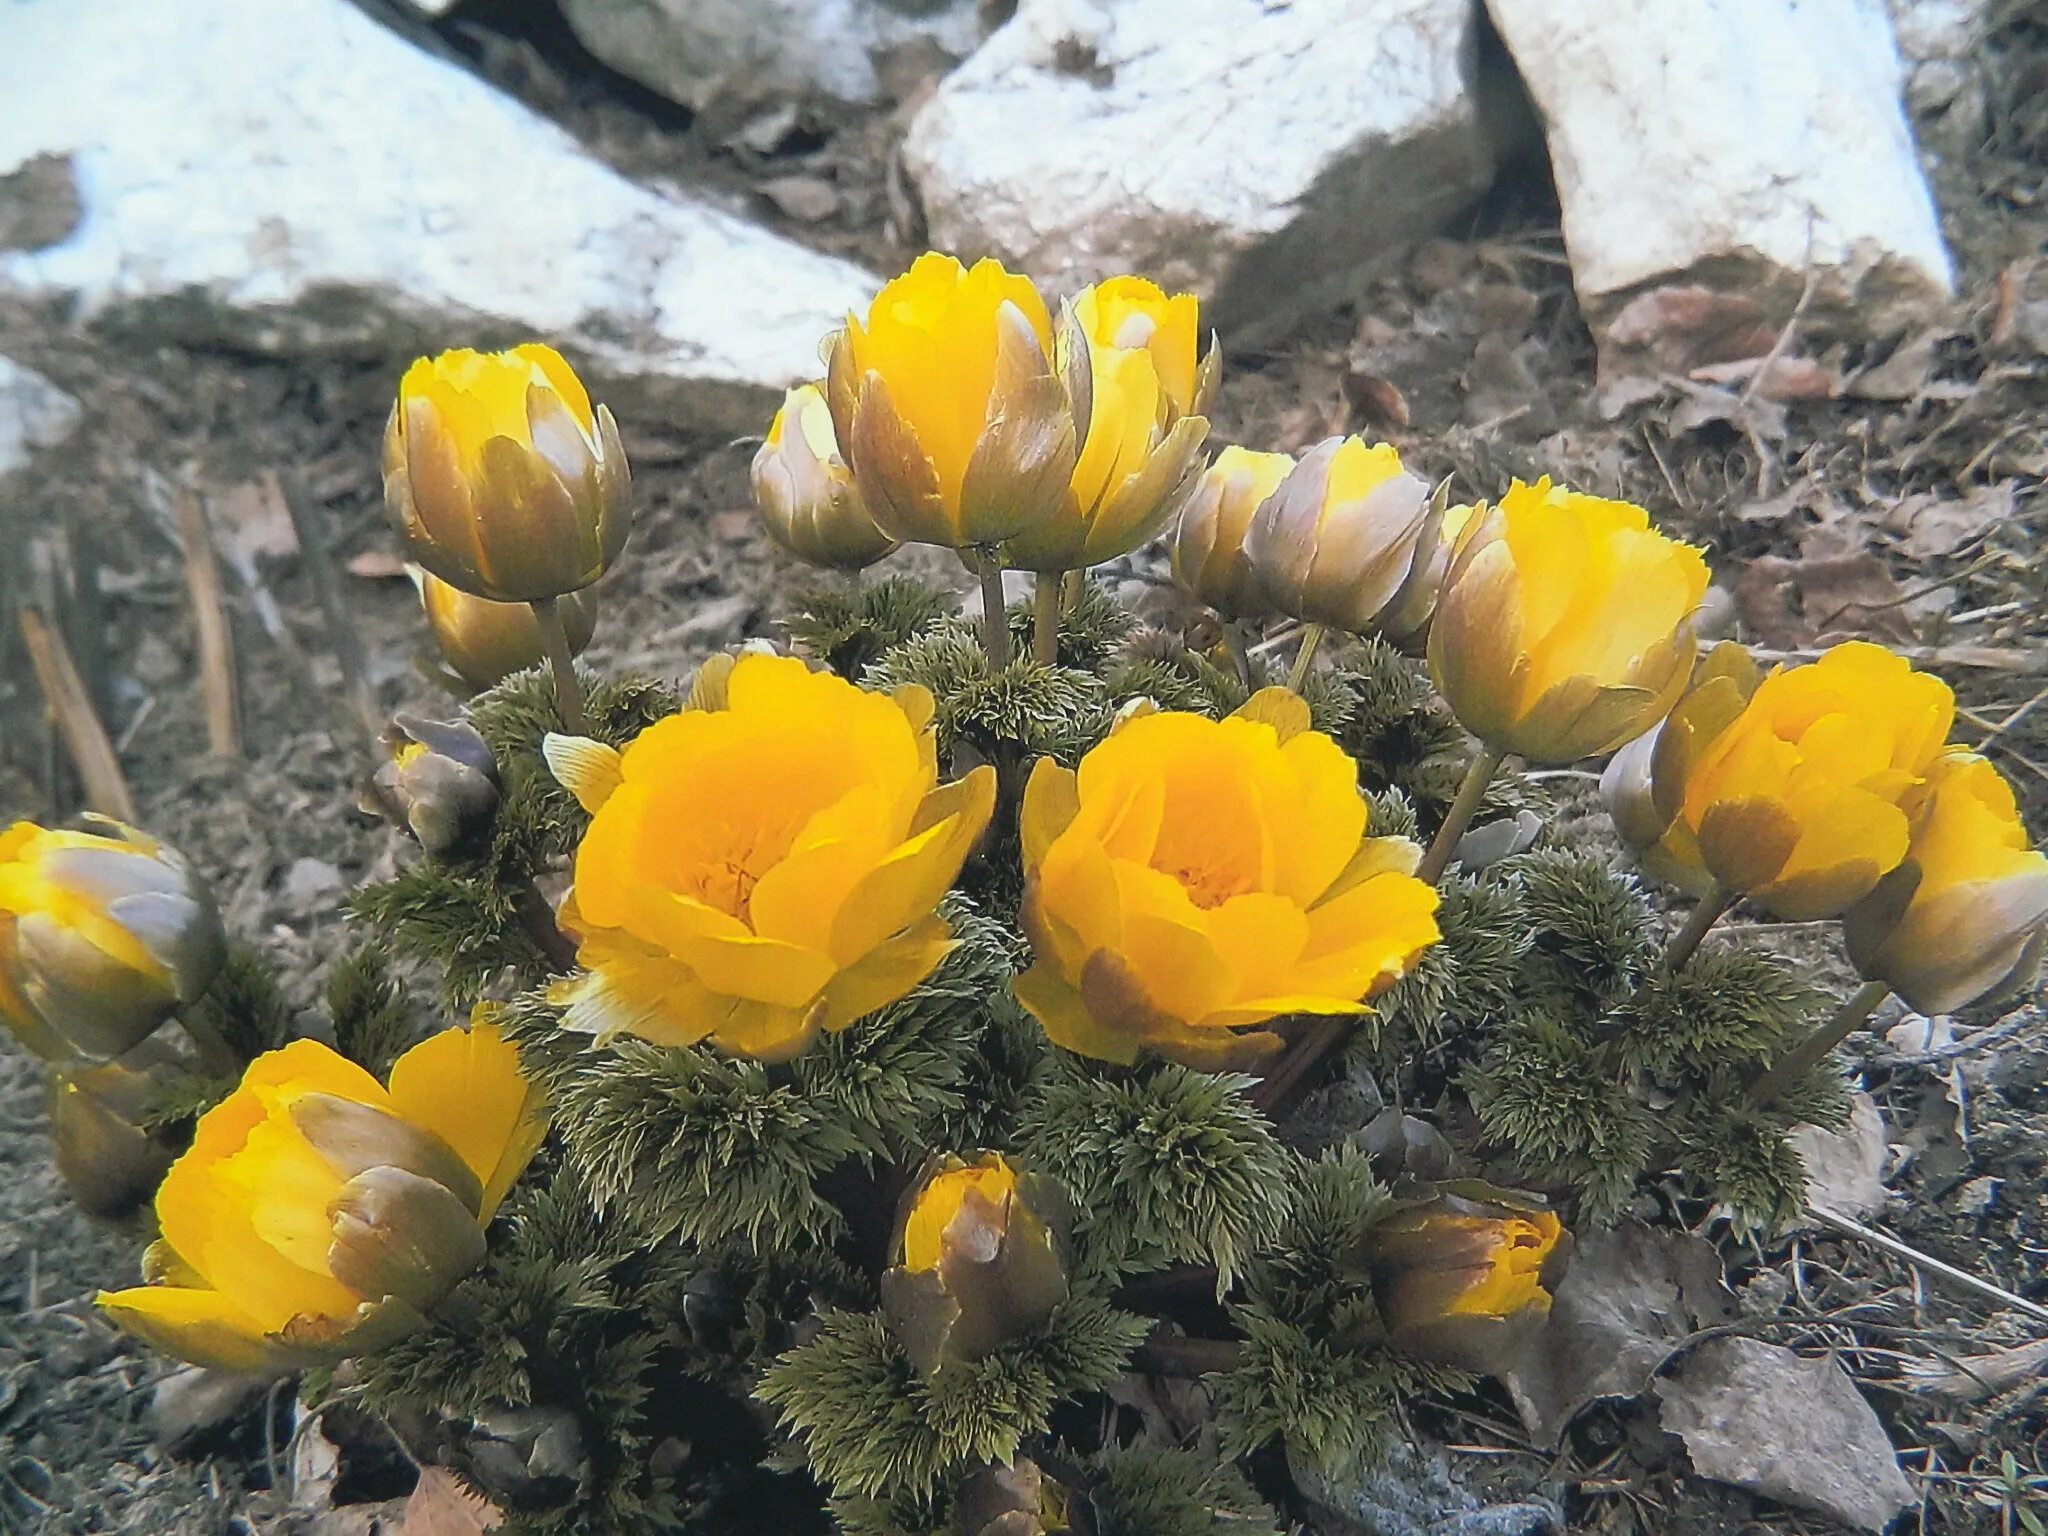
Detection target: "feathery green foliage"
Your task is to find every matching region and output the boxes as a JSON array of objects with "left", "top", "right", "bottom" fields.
[
  {"left": 324, "top": 941, "right": 417, "bottom": 1079},
  {"left": 785, "top": 574, "right": 956, "bottom": 679},
  {"left": 1214, "top": 1148, "right": 1462, "bottom": 1474},
  {"left": 1104, "top": 630, "right": 1249, "bottom": 718},
  {"left": 865, "top": 624, "right": 1110, "bottom": 768},
  {"left": 758, "top": 1296, "right": 1148, "bottom": 1504},
  {"left": 1083, "top": 1446, "right": 1278, "bottom": 1536},
  {"left": 1016, "top": 1058, "right": 1293, "bottom": 1282}
]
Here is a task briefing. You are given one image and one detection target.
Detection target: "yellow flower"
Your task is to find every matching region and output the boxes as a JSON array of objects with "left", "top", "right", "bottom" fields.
[
  {"left": 0, "top": 819, "right": 225, "bottom": 1061},
  {"left": 417, "top": 567, "right": 597, "bottom": 690},
  {"left": 97, "top": 1020, "right": 545, "bottom": 1373},
  {"left": 1844, "top": 752, "right": 2048, "bottom": 1014},
  {"left": 546, "top": 653, "right": 996, "bottom": 1061},
  {"left": 1014, "top": 690, "right": 1440, "bottom": 1069},
  {"left": 824, "top": 253, "right": 1077, "bottom": 549},
  {"left": 1366, "top": 1191, "right": 1568, "bottom": 1373},
  {"left": 882, "top": 1152, "right": 1068, "bottom": 1372},
  {"left": 752, "top": 383, "right": 898, "bottom": 570},
  {"left": 1002, "top": 277, "right": 1212, "bottom": 572},
  {"left": 1600, "top": 640, "right": 1760, "bottom": 895},
  {"left": 1072, "top": 274, "right": 1206, "bottom": 417},
  {"left": 384, "top": 344, "right": 632, "bottom": 602},
  {"left": 1243, "top": 436, "right": 1444, "bottom": 640},
  {"left": 1427, "top": 478, "right": 1710, "bottom": 763},
  {"left": 1669, "top": 641, "right": 1955, "bottom": 920},
  {"left": 1169, "top": 446, "right": 1294, "bottom": 619}
]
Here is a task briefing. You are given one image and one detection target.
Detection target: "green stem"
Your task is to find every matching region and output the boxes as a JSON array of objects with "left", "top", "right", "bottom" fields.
[
  {"left": 976, "top": 547, "right": 1012, "bottom": 670},
  {"left": 1285, "top": 623, "right": 1327, "bottom": 693},
  {"left": 1033, "top": 571, "right": 1062, "bottom": 665},
  {"left": 1417, "top": 747, "right": 1506, "bottom": 884},
  {"left": 1062, "top": 568, "right": 1085, "bottom": 612},
  {"left": 531, "top": 596, "right": 591, "bottom": 734},
  {"left": 1664, "top": 881, "right": 1733, "bottom": 972},
  {"left": 1221, "top": 621, "right": 1253, "bottom": 689},
  {"left": 1749, "top": 979, "right": 1891, "bottom": 1108}
]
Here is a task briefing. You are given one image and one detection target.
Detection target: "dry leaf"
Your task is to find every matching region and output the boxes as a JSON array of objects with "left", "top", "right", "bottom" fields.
[
  {"left": 403, "top": 1468, "right": 501, "bottom": 1536},
  {"left": 1503, "top": 1224, "right": 1735, "bottom": 1446},
  {"left": 1657, "top": 1337, "right": 1914, "bottom": 1532},
  {"left": 759, "top": 175, "right": 841, "bottom": 223},
  {"left": 1731, "top": 552, "right": 1918, "bottom": 648},
  {"left": 1689, "top": 354, "right": 1835, "bottom": 400},
  {"left": 1901, "top": 1336, "right": 2048, "bottom": 1403},
  {"left": 1787, "top": 1093, "right": 1889, "bottom": 1222},
  {"left": 1339, "top": 368, "right": 1409, "bottom": 432},
  {"left": 1886, "top": 481, "right": 2015, "bottom": 560},
  {"left": 214, "top": 478, "right": 299, "bottom": 563},
  {"left": 1602, "top": 285, "right": 1775, "bottom": 377}
]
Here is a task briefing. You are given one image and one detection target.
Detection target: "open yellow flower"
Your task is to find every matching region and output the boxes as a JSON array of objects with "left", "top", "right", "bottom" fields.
[
  {"left": 416, "top": 567, "right": 597, "bottom": 690},
  {"left": 0, "top": 818, "right": 225, "bottom": 1062},
  {"left": 1002, "top": 277, "right": 1212, "bottom": 572},
  {"left": 546, "top": 653, "right": 996, "bottom": 1061},
  {"left": 1169, "top": 447, "right": 1295, "bottom": 619},
  {"left": 1244, "top": 436, "right": 1443, "bottom": 641},
  {"left": 753, "top": 383, "right": 898, "bottom": 570},
  {"left": 384, "top": 343, "right": 631, "bottom": 602},
  {"left": 97, "top": 1020, "right": 544, "bottom": 1374},
  {"left": 1600, "top": 640, "right": 1760, "bottom": 895},
  {"left": 1015, "top": 690, "right": 1440, "bottom": 1069},
  {"left": 1845, "top": 752, "right": 2048, "bottom": 1014},
  {"left": 1428, "top": 479, "right": 1709, "bottom": 763},
  {"left": 1668, "top": 641, "right": 1955, "bottom": 920},
  {"left": 1365, "top": 1190, "right": 1568, "bottom": 1373},
  {"left": 824, "top": 253, "right": 1077, "bottom": 550}
]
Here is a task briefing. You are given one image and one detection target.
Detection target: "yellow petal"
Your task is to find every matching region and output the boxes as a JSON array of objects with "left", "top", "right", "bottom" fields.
[
  {"left": 385, "top": 1019, "right": 546, "bottom": 1221},
  {"left": 97, "top": 1285, "right": 298, "bottom": 1375},
  {"left": 542, "top": 733, "right": 623, "bottom": 813}
]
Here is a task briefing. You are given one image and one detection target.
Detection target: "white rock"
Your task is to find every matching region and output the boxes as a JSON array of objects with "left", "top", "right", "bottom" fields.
[
  {"left": 0, "top": 354, "right": 80, "bottom": 479},
  {"left": 903, "top": 0, "right": 1493, "bottom": 333},
  {"left": 0, "top": 0, "right": 879, "bottom": 433},
  {"left": 1484, "top": 0, "right": 1953, "bottom": 368},
  {"left": 560, "top": 0, "right": 985, "bottom": 109}
]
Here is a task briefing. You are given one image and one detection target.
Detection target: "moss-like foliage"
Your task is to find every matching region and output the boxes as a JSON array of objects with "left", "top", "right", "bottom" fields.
[
  {"left": 757, "top": 1296, "right": 1148, "bottom": 1504},
  {"left": 324, "top": 941, "right": 418, "bottom": 1080},
  {"left": 508, "top": 903, "right": 1015, "bottom": 1255},
  {"left": 1213, "top": 1147, "right": 1463, "bottom": 1474},
  {"left": 1104, "top": 630, "right": 1249, "bottom": 719},
  {"left": 1083, "top": 1446, "right": 1278, "bottom": 1536},
  {"left": 1015, "top": 1058, "right": 1294, "bottom": 1284},
  {"left": 785, "top": 574, "right": 957, "bottom": 680},
  {"left": 864, "top": 624, "right": 1110, "bottom": 770}
]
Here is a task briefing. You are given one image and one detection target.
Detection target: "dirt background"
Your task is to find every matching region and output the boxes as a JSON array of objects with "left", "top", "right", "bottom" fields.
[{"left": 1, "top": 3, "right": 2045, "bottom": 1532}]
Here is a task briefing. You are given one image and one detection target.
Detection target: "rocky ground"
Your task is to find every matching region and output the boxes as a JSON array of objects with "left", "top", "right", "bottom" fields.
[{"left": 1, "top": 0, "right": 2045, "bottom": 1532}]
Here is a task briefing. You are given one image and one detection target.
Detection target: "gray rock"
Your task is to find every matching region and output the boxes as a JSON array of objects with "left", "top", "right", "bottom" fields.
[
  {"left": 560, "top": 0, "right": 985, "bottom": 109},
  {"left": 0, "top": 354, "right": 78, "bottom": 478},
  {"left": 0, "top": 0, "right": 878, "bottom": 435},
  {"left": 1657, "top": 1336, "right": 1915, "bottom": 1532},
  {"left": 903, "top": 0, "right": 1494, "bottom": 335},
  {"left": 1484, "top": 0, "right": 1953, "bottom": 376}
]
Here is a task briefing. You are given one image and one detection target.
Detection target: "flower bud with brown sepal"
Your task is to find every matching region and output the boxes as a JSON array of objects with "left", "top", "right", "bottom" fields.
[
  {"left": 363, "top": 715, "right": 501, "bottom": 858},
  {"left": 416, "top": 567, "right": 598, "bottom": 691},
  {"left": 880, "top": 1152, "right": 1070, "bottom": 1374}
]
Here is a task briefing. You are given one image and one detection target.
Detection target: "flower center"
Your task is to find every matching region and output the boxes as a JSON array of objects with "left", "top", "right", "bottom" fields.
[
  {"left": 692, "top": 856, "right": 761, "bottom": 927},
  {"left": 1164, "top": 858, "right": 1249, "bottom": 910}
]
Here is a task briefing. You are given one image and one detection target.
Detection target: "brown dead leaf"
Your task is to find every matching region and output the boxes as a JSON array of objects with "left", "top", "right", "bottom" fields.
[
  {"left": 346, "top": 548, "right": 409, "bottom": 580},
  {"left": 1602, "top": 285, "right": 1775, "bottom": 376},
  {"left": 1733, "top": 552, "right": 1919, "bottom": 648},
  {"left": 1340, "top": 367, "right": 1409, "bottom": 432},
  {"left": 710, "top": 509, "right": 758, "bottom": 543},
  {"left": 1885, "top": 481, "right": 2014, "bottom": 560},
  {"left": 214, "top": 478, "right": 299, "bottom": 564},
  {"left": 758, "top": 175, "right": 841, "bottom": 223},
  {"left": 403, "top": 1468, "right": 500, "bottom": 1536},
  {"left": 1689, "top": 354, "right": 1835, "bottom": 400}
]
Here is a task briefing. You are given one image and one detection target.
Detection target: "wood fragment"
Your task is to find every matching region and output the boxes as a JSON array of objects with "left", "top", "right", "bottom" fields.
[
  {"left": 18, "top": 605, "right": 137, "bottom": 821},
  {"left": 270, "top": 470, "right": 381, "bottom": 742},
  {"left": 176, "top": 489, "right": 241, "bottom": 757}
]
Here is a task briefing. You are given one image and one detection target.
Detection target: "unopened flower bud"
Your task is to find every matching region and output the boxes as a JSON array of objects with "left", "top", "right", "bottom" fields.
[
  {"left": 881, "top": 1153, "right": 1068, "bottom": 1373},
  {"left": 1363, "top": 1188, "right": 1569, "bottom": 1374},
  {"left": 0, "top": 818, "right": 226, "bottom": 1061},
  {"left": 1169, "top": 447, "right": 1292, "bottom": 620},
  {"left": 751, "top": 384, "right": 897, "bottom": 570},
  {"left": 417, "top": 568, "right": 597, "bottom": 691},
  {"left": 365, "top": 715, "right": 501, "bottom": 856},
  {"left": 384, "top": 344, "right": 632, "bottom": 603},
  {"left": 1245, "top": 437, "right": 1444, "bottom": 641},
  {"left": 50, "top": 1064, "right": 176, "bottom": 1220},
  {"left": 956, "top": 1458, "right": 1070, "bottom": 1536}
]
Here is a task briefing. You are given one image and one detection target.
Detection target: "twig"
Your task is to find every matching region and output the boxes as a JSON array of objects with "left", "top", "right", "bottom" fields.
[
  {"left": 1739, "top": 264, "right": 1820, "bottom": 410},
  {"left": 1870, "top": 1004, "right": 2041, "bottom": 1070},
  {"left": 176, "top": 490, "right": 241, "bottom": 757},
  {"left": 1806, "top": 1204, "right": 2048, "bottom": 1325},
  {"left": 273, "top": 471, "right": 381, "bottom": 742},
  {"left": 18, "top": 605, "right": 137, "bottom": 821}
]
